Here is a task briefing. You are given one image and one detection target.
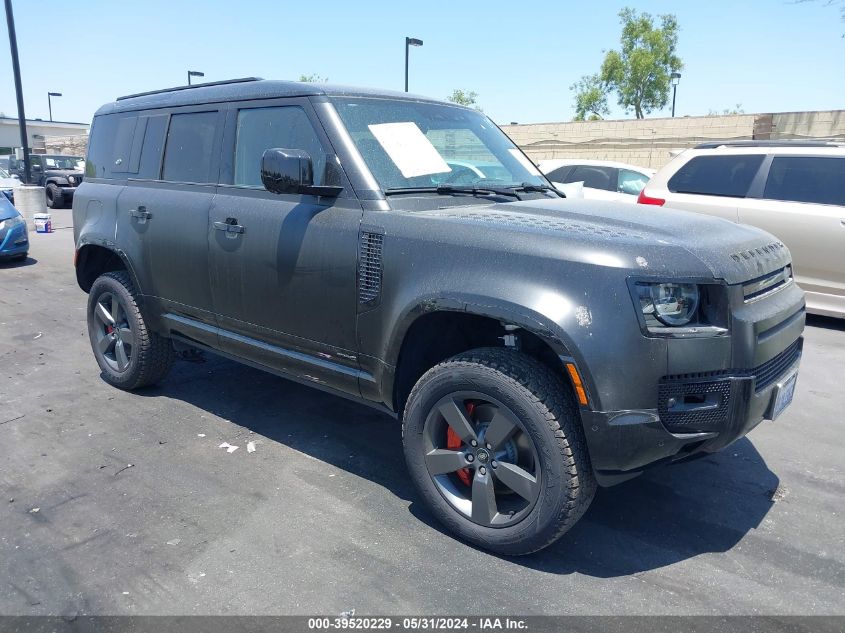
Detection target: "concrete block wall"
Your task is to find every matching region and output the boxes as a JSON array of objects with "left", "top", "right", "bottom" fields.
[
  {"left": 502, "top": 110, "right": 845, "bottom": 170},
  {"left": 43, "top": 134, "right": 89, "bottom": 156}
]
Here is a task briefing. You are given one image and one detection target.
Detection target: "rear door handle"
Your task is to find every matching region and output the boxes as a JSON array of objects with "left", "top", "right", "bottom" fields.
[
  {"left": 213, "top": 218, "right": 245, "bottom": 235},
  {"left": 129, "top": 206, "right": 152, "bottom": 221}
]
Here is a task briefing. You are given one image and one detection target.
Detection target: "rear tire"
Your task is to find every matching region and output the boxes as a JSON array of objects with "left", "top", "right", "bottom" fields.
[
  {"left": 402, "top": 347, "right": 596, "bottom": 556},
  {"left": 86, "top": 271, "right": 174, "bottom": 390},
  {"left": 45, "top": 183, "right": 63, "bottom": 209}
]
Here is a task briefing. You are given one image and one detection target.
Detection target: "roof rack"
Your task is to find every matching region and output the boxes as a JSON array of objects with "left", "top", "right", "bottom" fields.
[
  {"left": 694, "top": 139, "right": 845, "bottom": 149},
  {"left": 116, "top": 77, "right": 263, "bottom": 101}
]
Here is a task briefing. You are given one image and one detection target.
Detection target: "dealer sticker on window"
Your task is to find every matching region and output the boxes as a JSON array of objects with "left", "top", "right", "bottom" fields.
[{"left": 368, "top": 122, "right": 452, "bottom": 178}]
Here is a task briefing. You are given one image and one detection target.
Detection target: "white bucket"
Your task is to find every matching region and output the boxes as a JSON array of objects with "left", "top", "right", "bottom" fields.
[{"left": 34, "top": 212, "right": 52, "bottom": 233}]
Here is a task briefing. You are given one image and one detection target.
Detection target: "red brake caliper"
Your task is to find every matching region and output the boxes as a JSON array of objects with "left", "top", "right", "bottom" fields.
[{"left": 447, "top": 402, "right": 474, "bottom": 487}]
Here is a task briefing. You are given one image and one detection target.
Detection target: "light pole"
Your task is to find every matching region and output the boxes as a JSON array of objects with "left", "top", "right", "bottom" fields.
[
  {"left": 4, "top": 0, "right": 32, "bottom": 184},
  {"left": 47, "top": 91, "right": 61, "bottom": 121},
  {"left": 670, "top": 72, "right": 681, "bottom": 117},
  {"left": 187, "top": 70, "right": 204, "bottom": 86},
  {"left": 404, "top": 37, "right": 423, "bottom": 92}
]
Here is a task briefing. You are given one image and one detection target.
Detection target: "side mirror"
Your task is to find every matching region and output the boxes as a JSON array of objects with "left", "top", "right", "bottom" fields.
[{"left": 261, "top": 148, "right": 343, "bottom": 197}]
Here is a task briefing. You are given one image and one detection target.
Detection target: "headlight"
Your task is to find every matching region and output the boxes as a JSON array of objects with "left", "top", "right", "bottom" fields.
[
  {"left": 67, "top": 176, "right": 76, "bottom": 184},
  {"left": 636, "top": 282, "right": 700, "bottom": 327},
  {"left": 0, "top": 216, "right": 24, "bottom": 231}
]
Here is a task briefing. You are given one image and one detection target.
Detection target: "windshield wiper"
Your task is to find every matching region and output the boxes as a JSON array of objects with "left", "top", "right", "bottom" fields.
[
  {"left": 384, "top": 185, "right": 521, "bottom": 199},
  {"left": 509, "top": 182, "right": 566, "bottom": 197}
]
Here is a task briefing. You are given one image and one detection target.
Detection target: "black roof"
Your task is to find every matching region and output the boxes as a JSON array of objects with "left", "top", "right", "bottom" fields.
[{"left": 97, "top": 78, "right": 450, "bottom": 115}]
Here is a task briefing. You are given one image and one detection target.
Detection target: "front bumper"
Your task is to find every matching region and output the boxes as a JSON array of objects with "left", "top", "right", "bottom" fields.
[{"left": 580, "top": 273, "right": 805, "bottom": 487}]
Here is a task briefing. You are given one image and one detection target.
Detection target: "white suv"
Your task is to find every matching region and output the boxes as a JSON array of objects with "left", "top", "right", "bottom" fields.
[{"left": 639, "top": 141, "right": 845, "bottom": 318}]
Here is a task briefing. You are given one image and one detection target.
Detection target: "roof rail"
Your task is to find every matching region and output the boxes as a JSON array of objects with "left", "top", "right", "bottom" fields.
[
  {"left": 694, "top": 139, "right": 845, "bottom": 149},
  {"left": 116, "top": 77, "right": 263, "bottom": 101}
]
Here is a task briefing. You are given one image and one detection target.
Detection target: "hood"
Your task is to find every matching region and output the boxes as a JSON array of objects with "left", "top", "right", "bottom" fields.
[
  {"left": 0, "top": 177, "right": 20, "bottom": 189},
  {"left": 420, "top": 198, "right": 790, "bottom": 285}
]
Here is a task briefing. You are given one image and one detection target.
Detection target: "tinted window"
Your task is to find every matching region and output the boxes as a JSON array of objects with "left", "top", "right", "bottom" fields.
[
  {"left": 618, "top": 168, "right": 649, "bottom": 195},
  {"left": 234, "top": 106, "right": 326, "bottom": 187},
  {"left": 137, "top": 114, "right": 168, "bottom": 179},
  {"left": 668, "top": 154, "right": 763, "bottom": 198},
  {"left": 161, "top": 111, "right": 218, "bottom": 183},
  {"left": 85, "top": 115, "right": 118, "bottom": 178},
  {"left": 763, "top": 156, "right": 845, "bottom": 206},
  {"left": 568, "top": 165, "right": 615, "bottom": 191}
]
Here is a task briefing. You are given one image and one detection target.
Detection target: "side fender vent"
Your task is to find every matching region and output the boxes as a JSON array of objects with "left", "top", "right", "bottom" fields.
[{"left": 358, "top": 230, "right": 384, "bottom": 305}]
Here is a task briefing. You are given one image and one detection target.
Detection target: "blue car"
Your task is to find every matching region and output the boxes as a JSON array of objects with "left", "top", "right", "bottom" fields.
[{"left": 0, "top": 195, "right": 28, "bottom": 261}]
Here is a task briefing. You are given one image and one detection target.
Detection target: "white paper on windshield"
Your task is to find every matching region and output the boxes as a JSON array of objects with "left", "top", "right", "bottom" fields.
[
  {"left": 368, "top": 122, "right": 452, "bottom": 178},
  {"left": 508, "top": 148, "right": 542, "bottom": 176}
]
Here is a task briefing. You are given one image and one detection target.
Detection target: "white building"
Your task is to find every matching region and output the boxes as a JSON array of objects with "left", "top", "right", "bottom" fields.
[{"left": 0, "top": 116, "right": 89, "bottom": 155}]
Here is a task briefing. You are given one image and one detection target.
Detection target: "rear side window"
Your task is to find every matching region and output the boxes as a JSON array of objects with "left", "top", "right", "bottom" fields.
[
  {"left": 668, "top": 154, "right": 763, "bottom": 198},
  {"left": 161, "top": 111, "right": 218, "bottom": 183},
  {"left": 545, "top": 166, "right": 573, "bottom": 183},
  {"left": 233, "top": 106, "right": 326, "bottom": 187},
  {"left": 568, "top": 165, "right": 615, "bottom": 191},
  {"left": 763, "top": 156, "right": 845, "bottom": 206}
]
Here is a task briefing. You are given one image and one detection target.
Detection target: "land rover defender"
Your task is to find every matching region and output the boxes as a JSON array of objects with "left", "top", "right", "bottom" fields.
[{"left": 73, "top": 78, "right": 805, "bottom": 554}]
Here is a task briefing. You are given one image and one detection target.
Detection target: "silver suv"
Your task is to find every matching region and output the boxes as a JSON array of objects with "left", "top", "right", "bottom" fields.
[{"left": 639, "top": 141, "right": 845, "bottom": 318}]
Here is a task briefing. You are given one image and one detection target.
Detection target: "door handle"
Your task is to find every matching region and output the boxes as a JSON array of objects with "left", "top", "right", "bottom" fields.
[
  {"left": 213, "top": 218, "right": 245, "bottom": 235},
  {"left": 129, "top": 206, "right": 152, "bottom": 221}
]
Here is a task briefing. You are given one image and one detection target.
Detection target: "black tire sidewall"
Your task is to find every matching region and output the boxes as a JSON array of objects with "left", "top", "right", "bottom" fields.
[
  {"left": 45, "top": 184, "right": 62, "bottom": 209},
  {"left": 403, "top": 360, "right": 577, "bottom": 554},
  {"left": 87, "top": 274, "right": 144, "bottom": 388}
]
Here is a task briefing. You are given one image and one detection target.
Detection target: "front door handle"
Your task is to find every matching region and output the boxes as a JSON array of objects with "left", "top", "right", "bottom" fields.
[
  {"left": 213, "top": 218, "right": 245, "bottom": 235},
  {"left": 129, "top": 206, "right": 152, "bottom": 221}
]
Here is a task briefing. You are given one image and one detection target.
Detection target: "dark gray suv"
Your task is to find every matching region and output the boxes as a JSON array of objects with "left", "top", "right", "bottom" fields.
[{"left": 72, "top": 78, "right": 805, "bottom": 555}]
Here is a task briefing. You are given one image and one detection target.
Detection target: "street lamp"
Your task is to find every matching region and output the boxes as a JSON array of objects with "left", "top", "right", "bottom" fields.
[
  {"left": 187, "top": 70, "right": 204, "bottom": 86},
  {"left": 47, "top": 92, "right": 62, "bottom": 122},
  {"left": 670, "top": 72, "right": 681, "bottom": 118},
  {"left": 404, "top": 37, "right": 423, "bottom": 92}
]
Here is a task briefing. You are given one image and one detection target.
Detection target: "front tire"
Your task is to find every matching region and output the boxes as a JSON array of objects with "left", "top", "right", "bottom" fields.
[
  {"left": 86, "top": 271, "right": 174, "bottom": 390},
  {"left": 45, "top": 183, "right": 63, "bottom": 209},
  {"left": 402, "top": 348, "right": 595, "bottom": 555}
]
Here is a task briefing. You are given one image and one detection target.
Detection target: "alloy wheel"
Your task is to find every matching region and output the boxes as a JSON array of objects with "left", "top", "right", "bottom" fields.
[
  {"left": 422, "top": 391, "right": 542, "bottom": 527},
  {"left": 92, "top": 292, "right": 134, "bottom": 372}
]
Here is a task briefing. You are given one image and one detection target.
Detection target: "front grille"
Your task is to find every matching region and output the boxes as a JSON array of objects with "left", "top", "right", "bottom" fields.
[
  {"left": 743, "top": 265, "right": 792, "bottom": 302},
  {"left": 753, "top": 339, "right": 802, "bottom": 392},
  {"left": 358, "top": 231, "right": 384, "bottom": 305}
]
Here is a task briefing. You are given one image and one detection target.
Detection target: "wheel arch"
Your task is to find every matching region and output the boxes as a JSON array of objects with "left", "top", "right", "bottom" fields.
[
  {"left": 75, "top": 240, "right": 141, "bottom": 295},
  {"left": 385, "top": 296, "right": 591, "bottom": 416}
]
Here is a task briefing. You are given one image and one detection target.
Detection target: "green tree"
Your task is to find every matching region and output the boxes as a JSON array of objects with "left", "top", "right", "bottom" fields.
[
  {"left": 575, "top": 7, "right": 683, "bottom": 119},
  {"left": 447, "top": 89, "right": 482, "bottom": 111},
  {"left": 571, "top": 74, "right": 610, "bottom": 121},
  {"left": 298, "top": 73, "right": 328, "bottom": 83}
]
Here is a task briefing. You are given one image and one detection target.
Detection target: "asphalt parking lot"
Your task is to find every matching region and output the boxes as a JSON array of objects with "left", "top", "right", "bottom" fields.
[{"left": 1, "top": 212, "right": 844, "bottom": 617}]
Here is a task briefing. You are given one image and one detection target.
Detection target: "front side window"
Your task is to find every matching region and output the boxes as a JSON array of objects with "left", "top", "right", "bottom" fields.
[
  {"left": 618, "top": 169, "right": 650, "bottom": 195},
  {"left": 668, "top": 154, "right": 764, "bottom": 198},
  {"left": 234, "top": 106, "right": 326, "bottom": 187},
  {"left": 330, "top": 97, "right": 545, "bottom": 191},
  {"left": 161, "top": 111, "right": 218, "bottom": 183},
  {"left": 763, "top": 156, "right": 845, "bottom": 206}
]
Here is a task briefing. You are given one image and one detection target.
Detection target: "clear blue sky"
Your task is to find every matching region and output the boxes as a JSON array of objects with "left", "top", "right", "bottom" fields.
[{"left": 1, "top": 0, "right": 842, "bottom": 126}]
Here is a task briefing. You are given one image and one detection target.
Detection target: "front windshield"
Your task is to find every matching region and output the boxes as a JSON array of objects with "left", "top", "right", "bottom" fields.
[
  {"left": 43, "top": 155, "right": 82, "bottom": 170},
  {"left": 330, "top": 97, "right": 547, "bottom": 191}
]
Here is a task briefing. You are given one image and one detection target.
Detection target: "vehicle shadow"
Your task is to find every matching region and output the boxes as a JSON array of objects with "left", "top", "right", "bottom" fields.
[
  {"left": 0, "top": 255, "right": 38, "bottom": 268},
  {"left": 806, "top": 313, "right": 845, "bottom": 332},
  {"left": 130, "top": 353, "right": 779, "bottom": 578}
]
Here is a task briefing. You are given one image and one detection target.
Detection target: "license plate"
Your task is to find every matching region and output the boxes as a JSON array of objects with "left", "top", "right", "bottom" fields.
[{"left": 771, "top": 372, "right": 798, "bottom": 420}]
